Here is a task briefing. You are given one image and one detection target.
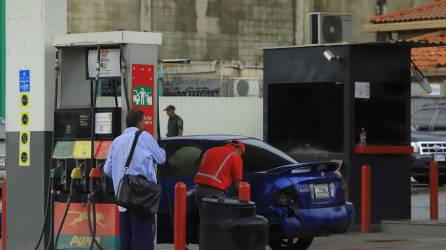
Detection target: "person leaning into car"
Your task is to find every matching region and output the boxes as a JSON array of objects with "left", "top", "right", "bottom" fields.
[{"left": 194, "top": 140, "right": 245, "bottom": 209}]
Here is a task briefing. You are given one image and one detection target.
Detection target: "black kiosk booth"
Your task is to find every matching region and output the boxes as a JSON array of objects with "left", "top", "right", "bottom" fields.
[{"left": 263, "top": 42, "right": 418, "bottom": 223}]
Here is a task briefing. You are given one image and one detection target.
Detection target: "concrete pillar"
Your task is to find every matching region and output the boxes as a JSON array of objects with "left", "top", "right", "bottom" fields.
[
  {"left": 140, "top": 0, "right": 152, "bottom": 31},
  {"left": 5, "top": 0, "right": 67, "bottom": 249},
  {"left": 294, "top": 0, "right": 315, "bottom": 45}
]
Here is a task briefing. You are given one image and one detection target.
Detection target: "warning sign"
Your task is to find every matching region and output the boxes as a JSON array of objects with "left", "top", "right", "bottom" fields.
[
  {"left": 20, "top": 131, "right": 30, "bottom": 146},
  {"left": 20, "top": 112, "right": 30, "bottom": 127},
  {"left": 20, "top": 93, "right": 30, "bottom": 108},
  {"left": 19, "top": 149, "right": 30, "bottom": 166}
]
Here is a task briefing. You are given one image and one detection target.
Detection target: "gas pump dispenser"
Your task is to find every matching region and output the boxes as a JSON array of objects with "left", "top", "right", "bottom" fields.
[{"left": 45, "top": 31, "right": 162, "bottom": 250}]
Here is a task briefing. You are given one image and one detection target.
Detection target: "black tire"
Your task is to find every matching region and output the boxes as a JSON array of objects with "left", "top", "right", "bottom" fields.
[{"left": 269, "top": 237, "right": 314, "bottom": 250}]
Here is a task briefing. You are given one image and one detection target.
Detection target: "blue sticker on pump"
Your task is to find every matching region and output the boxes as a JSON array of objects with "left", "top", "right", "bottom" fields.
[
  {"left": 20, "top": 82, "right": 30, "bottom": 92},
  {"left": 19, "top": 70, "right": 30, "bottom": 92},
  {"left": 19, "top": 70, "right": 30, "bottom": 81}
]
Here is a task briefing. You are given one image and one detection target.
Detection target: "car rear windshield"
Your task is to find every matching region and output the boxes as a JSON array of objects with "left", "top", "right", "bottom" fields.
[
  {"left": 434, "top": 110, "right": 446, "bottom": 131},
  {"left": 412, "top": 109, "right": 435, "bottom": 131},
  {"left": 241, "top": 139, "right": 298, "bottom": 172}
]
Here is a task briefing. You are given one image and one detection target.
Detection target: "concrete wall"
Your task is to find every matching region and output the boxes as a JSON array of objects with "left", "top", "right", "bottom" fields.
[
  {"left": 68, "top": 0, "right": 142, "bottom": 32},
  {"left": 67, "top": 0, "right": 436, "bottom": 63},
  {"left": 159, "top": 97, "right": 263, "bottom": 139},
  {"left": 152, "top": 0, "right": 295, "bottom": 62}
]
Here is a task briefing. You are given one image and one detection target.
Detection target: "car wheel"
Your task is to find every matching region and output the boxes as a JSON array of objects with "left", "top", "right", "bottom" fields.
[{"left": 269, "top": 237, "right": 314, "bottom": 250}]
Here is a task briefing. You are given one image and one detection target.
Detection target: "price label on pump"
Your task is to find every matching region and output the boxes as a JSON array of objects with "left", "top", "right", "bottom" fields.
[{"left": 131, "top": 64, "right": 155, "bottom": 135}]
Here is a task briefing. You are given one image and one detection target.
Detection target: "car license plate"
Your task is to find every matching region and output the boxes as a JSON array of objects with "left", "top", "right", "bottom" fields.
[
  {"left": 314, "top": 184, "right": 330, "bottom": 199},
  {"left": 434, "top": 153, "right": 446, "bottom": 162}
]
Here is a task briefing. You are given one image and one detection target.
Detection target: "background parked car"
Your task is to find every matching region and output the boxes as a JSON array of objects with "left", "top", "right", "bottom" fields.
[
  {"left": 411, "top": 104, "right": 446, "bottom": 184},
  {"left": 156, "top": 135, "right": 354, "bottom": 250}
]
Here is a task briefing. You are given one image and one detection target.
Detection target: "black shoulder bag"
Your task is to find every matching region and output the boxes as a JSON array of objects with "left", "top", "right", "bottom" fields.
[{"left": 116, "top": 130, "right": 162, "bottom": 215}]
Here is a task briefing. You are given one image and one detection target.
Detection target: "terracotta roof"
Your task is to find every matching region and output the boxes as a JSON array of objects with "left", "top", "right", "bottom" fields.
[
  {"left": 370, "top": 0, "right": 446, "bottom": 24},
  {"left": 411, "top": 31, "right": 446, "bottom": 70}
]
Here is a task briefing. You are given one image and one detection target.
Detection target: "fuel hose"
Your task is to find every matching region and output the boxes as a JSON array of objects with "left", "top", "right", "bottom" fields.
[
  {"left": 87, "top": 192, "right": 105, "bottom": 250},
  {"left": 53, "top": 180, "right": 74, "bottom": 250}
]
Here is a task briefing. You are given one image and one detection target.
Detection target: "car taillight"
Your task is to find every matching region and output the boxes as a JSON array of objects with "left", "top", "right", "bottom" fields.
[{"left": 329, "top": 182, "right": 336, "bottom": 197}]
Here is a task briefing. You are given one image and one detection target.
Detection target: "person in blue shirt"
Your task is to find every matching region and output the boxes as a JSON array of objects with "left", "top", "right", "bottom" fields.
[{"left": 104, "top": 110, "right": 166, "bottom": 250}]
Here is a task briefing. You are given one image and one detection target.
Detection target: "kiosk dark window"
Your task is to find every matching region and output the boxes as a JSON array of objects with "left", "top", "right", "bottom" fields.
[
  {"left": 267, "top": 82, "right": 344, "bottom": 161},
  {"left": 355, "top": 82, "right": 408, "bottom": 146}
]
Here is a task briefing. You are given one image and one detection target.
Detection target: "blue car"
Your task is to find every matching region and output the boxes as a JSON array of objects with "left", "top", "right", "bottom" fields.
[{"left": 156, "top": 135, "right": 354, "bottom": 250}]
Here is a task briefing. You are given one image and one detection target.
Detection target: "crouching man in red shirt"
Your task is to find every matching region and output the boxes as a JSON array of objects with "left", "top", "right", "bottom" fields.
[{"left": 194, "top": 140, "right": 245, "bottom": 208}]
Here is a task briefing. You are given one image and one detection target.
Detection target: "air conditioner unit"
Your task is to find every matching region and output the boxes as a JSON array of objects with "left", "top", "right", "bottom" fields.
[
  {"left": 229, "top": 78, "right": 260, "bottom": 97},
  {"left": 308, "top": 12, "right": 352, "bottom": 44}
]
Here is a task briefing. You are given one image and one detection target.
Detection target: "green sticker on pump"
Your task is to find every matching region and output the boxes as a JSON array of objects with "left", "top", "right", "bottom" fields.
[
  {"left": 53, "top": 141, "right": 75, "bottom": 159},
  {"left": 132, "top": 86, "right": 152, "bottom": 107}
]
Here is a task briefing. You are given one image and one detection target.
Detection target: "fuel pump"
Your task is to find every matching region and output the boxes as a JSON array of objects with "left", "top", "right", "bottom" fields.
[{"left": 32, "top": 31, "right": 162, "bottom": 250}]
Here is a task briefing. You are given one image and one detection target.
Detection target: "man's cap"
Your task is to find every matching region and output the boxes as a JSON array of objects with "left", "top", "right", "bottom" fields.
[
  {"left": 164, "top": 105, "right": 175, "bottom": 111},
  {"left": 231, "top": 140, "right": 246, "bottom": 154}
]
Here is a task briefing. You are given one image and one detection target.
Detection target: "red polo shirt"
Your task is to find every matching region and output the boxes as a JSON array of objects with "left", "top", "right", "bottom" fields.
[{"left": 194, "top": 144, "right": 243, "bottom": 191}]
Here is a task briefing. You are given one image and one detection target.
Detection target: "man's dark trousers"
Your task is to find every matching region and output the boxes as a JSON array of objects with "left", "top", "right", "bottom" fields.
[{"left": 120, "top": 211, "right": 156, "bottom": 250}]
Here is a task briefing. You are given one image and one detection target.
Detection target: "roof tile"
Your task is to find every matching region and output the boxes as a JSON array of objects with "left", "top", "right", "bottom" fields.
[
  {"left": 410, "top": 31, "right": 446, "bottom": 70},
  {"left": 370, "top": 0, "right": 446, "bottom": 24}
]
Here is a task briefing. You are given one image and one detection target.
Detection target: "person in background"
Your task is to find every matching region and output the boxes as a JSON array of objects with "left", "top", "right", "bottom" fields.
[
  {"left": 194, "top": 140, "right": 245, "bottom": 209},
  {"left": 104, "top": 110, "right": 166, "bottom": 250},
  {"left": 164, "top": 105, "right": 184, "bottom": 137}
]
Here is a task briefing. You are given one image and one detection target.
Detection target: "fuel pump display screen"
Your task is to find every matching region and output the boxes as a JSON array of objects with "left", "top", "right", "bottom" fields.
[{"left": 54, "top": 108, "right": 121, "bottom": 140}]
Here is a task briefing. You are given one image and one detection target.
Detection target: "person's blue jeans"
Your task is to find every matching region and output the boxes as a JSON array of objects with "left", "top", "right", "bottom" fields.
[{"left": 119, "top": 211, "right": 156, "bottom": 250}]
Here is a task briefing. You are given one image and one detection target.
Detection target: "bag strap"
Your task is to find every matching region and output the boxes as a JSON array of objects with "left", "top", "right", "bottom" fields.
[{"left": 125, "top": 130, "right": 144, "bottom": 169}]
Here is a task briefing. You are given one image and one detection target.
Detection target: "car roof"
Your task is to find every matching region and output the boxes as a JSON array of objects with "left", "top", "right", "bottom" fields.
[{"left": 161, "top": 134, "right": 255, "bottom": 142}]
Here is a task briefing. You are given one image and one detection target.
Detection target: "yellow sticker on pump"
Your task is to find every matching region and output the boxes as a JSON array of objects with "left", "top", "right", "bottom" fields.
[
  {"left": 19, "top": 149, "right": 30, "bottom": 166},
  {"left": 72, "top": 141, "right": 92, "bottom": 159},
  {"left": 20, "top": 93, "right": 30, "bottom": 109},
  {"left": 20, "top": 131, "right": 30, "bottom": 146}
]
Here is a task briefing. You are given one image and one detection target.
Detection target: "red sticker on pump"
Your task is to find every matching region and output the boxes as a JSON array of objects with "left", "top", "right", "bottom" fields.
[{"left": 131, "top": 64, "right": 155, "bottom": 135}]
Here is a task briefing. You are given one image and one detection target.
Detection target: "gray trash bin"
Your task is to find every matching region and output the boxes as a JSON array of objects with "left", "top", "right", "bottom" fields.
[{"left": 199, "top": 197, "right": 268, "bottom": 250}]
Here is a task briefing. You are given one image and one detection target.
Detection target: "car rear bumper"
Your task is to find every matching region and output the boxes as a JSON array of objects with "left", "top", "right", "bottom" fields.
[{"left": 276, "top": 202, "right": 355, "bottom": 238}]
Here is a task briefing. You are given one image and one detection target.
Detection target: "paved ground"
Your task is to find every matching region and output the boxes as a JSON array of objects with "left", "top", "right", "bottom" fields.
[
  {"left": 157, "top": 232, "right": 446, "bottom": 249},
  {"left": 1, "top": 183, "right": 444, "bottom": 249},
  {"left": 157, "top": 184, "right": 446, "bottom": 250},
  {"left": 411, "top": 184, "right": 446, "bottom": 219}
]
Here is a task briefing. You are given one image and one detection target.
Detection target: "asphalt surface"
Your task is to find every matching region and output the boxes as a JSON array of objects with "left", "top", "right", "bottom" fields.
[
  {"left": 157, "top": 231, "right": 446, "bottom": 250},
  {"left": 157, "top": 184, "right": 446, "bottom": 250},
  {"left": 412, "top": 184, "right": 446, "bottom": 220}
]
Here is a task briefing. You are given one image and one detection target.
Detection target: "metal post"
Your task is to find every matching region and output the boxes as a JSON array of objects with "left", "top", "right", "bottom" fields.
[
  {"left": 174, "top": 182, "right": 186, "bottom": 250},
  {"left": 361, "top": 165, "right": 371, "bottom": 233},
  {"left": 239, "top": 182, "right": 251, "bottom": 201},
  {"left": 430, "top": 161, "right": 439, "bottom": 220}
]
